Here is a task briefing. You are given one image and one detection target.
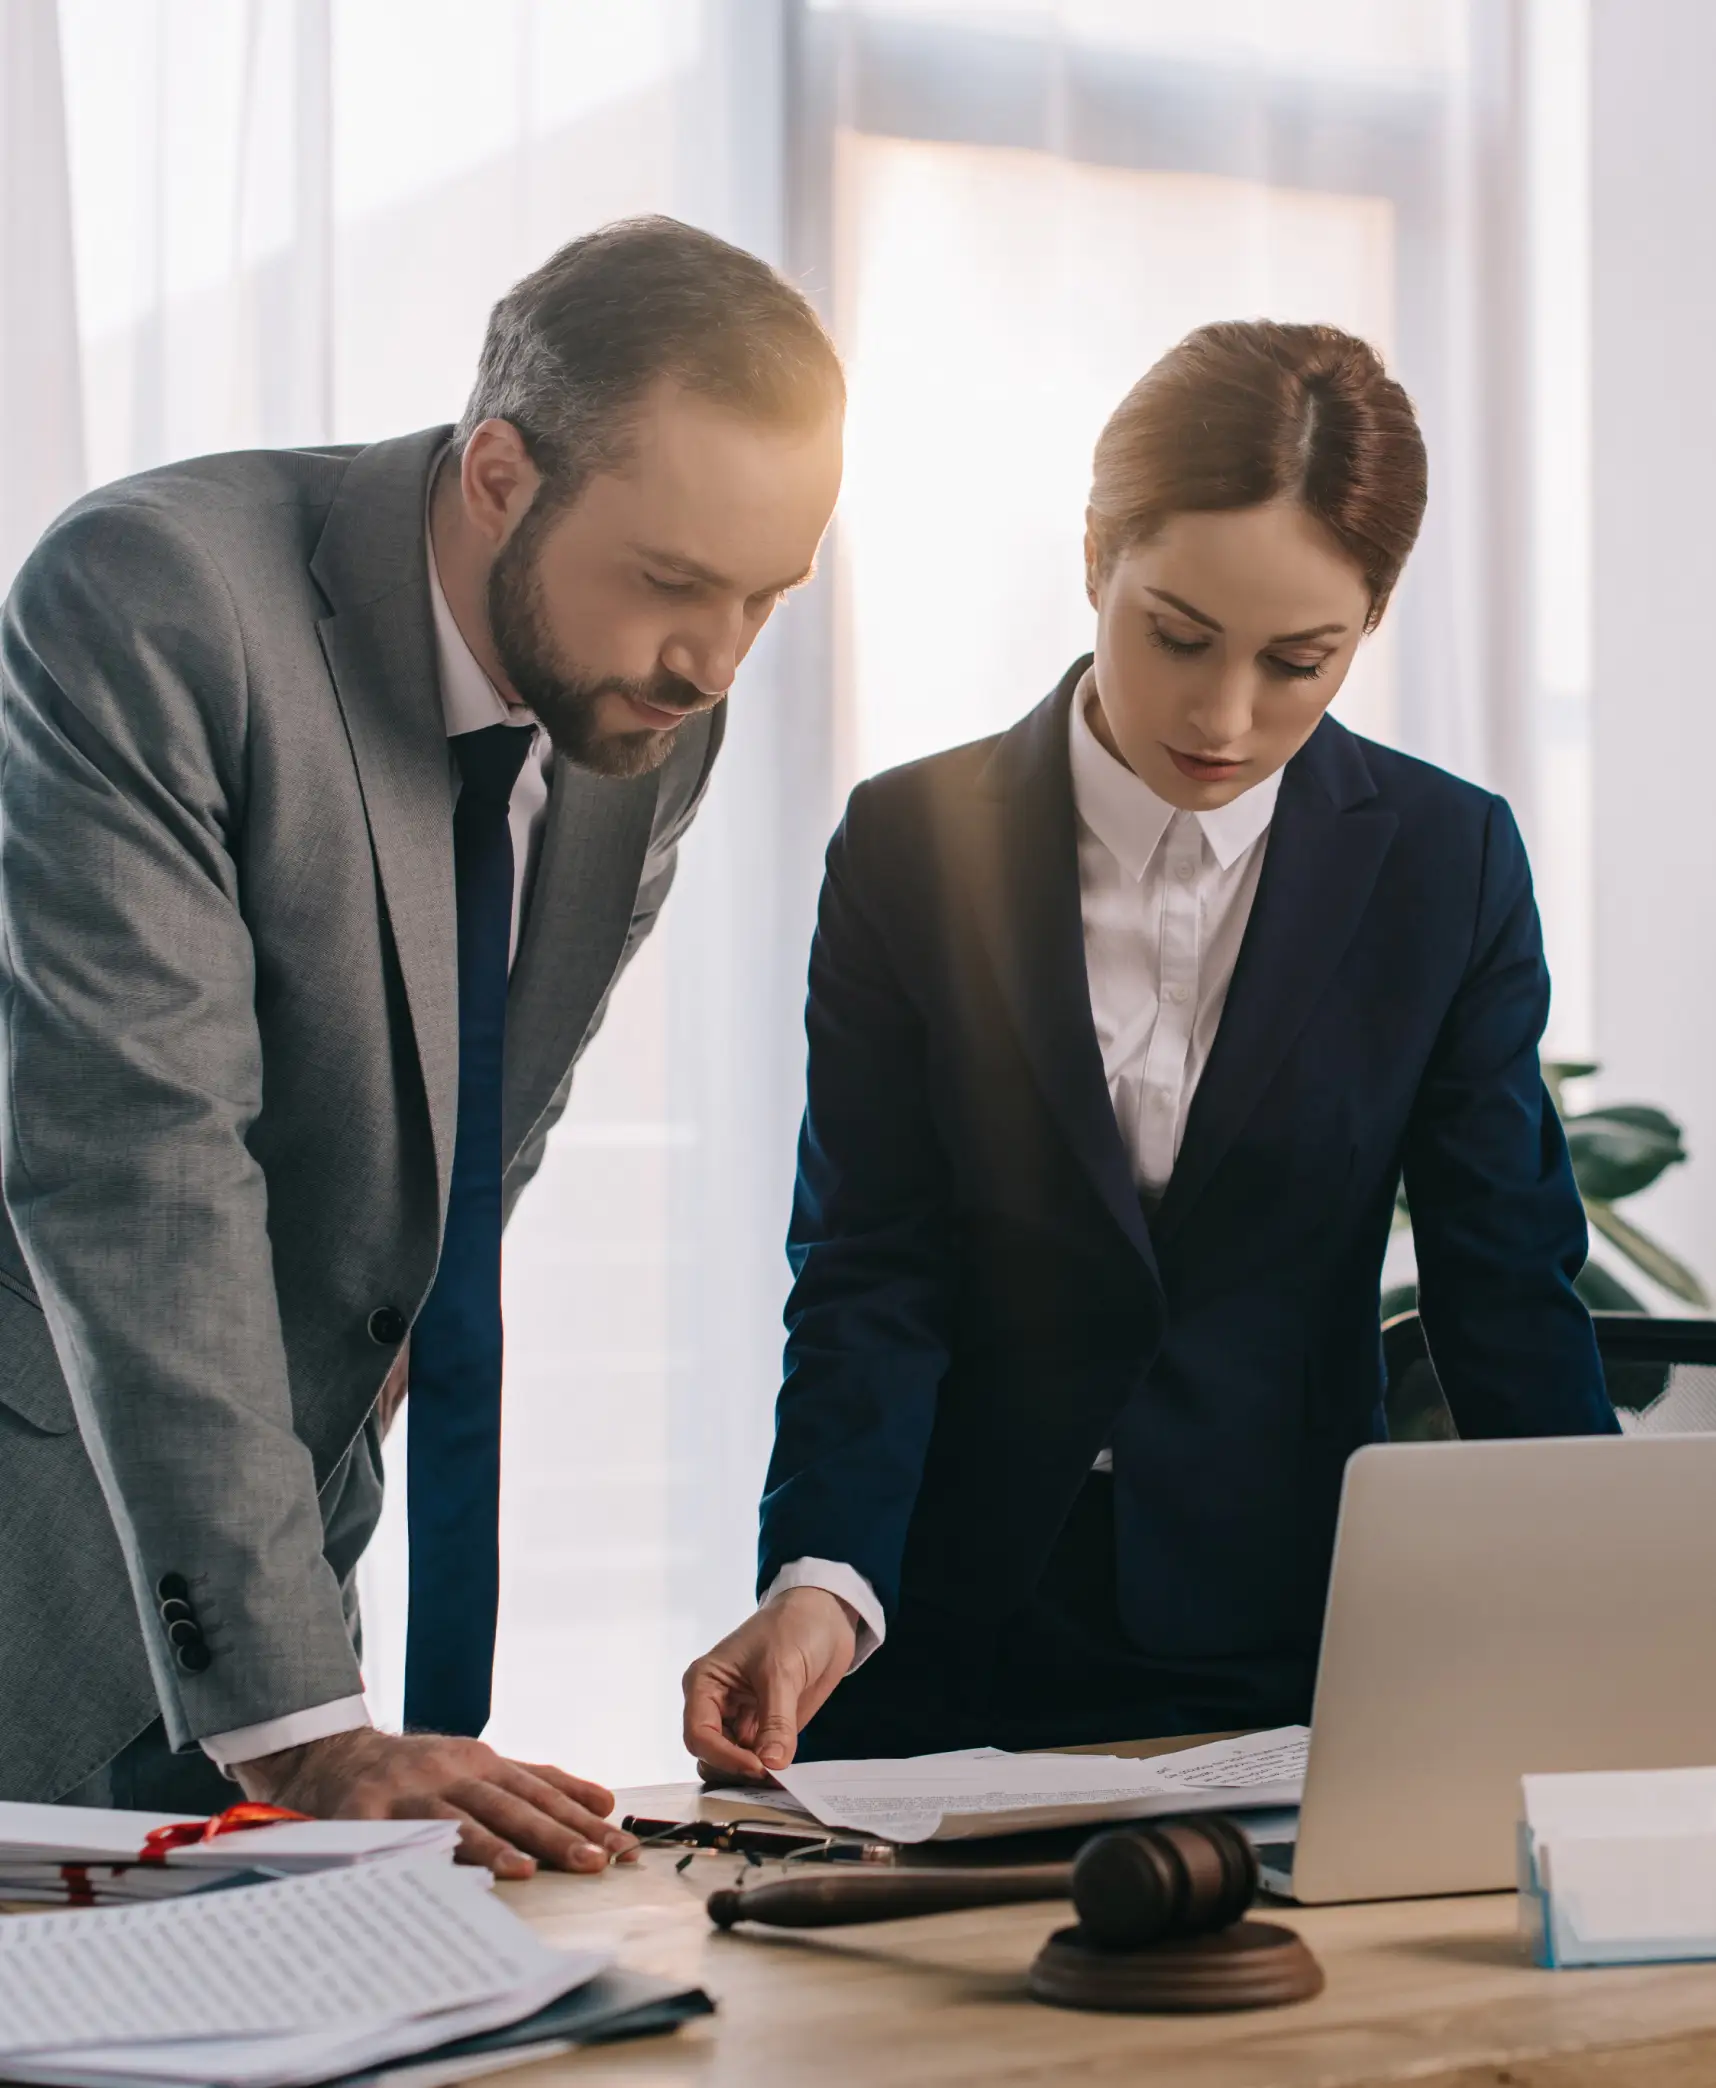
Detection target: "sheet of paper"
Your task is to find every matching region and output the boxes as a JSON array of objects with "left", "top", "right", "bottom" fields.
[
  {"left": 0, "top": 1856, "right": 592, "bottom": 2057},
  {"left": 1523, "top": 1768, "right": 1716, "bottom": 1966},
  {"left": 1541, "top": 1829, "right": 1716, "bottom": 1947},
  {"left": 0, "top": 1802, "right": 458, "bottom": 1872},
  {"left": 168, "top": 1818, "right": 461, "bottom": 1871},
  {"left": 3, "top": 1971, "right": 600, "bottom": 2088},
  {"left": 699, "top": 1785, "right": 817, "bottom": 1819},
  {"left": 1144, "top": 1728, "right": 1311, "bottom": 1794},
  {"left": 0, "top": 1803, "right": 194, "bottom": 1864},
  {"left": 0, "top": 1866, "right": 208, "bottom": 1906},
  {"left": 1524, "top": 1766, "right": 1716, "bottom": 1840},
  {"left": 772, "top": 1727, "right": 1309, "bottom": 1843}
]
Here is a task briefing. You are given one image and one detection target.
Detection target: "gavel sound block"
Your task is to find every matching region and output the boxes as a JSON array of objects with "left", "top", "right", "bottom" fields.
[{"left": 708, "top": 1816, "right": 1324, "bottom": 2013}]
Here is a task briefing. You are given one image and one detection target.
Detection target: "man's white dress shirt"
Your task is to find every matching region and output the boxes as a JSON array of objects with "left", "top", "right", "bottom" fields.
[
  {"left": 771, "top": 671, "right": 1281, "bottom": 1657},
  {"left": 201, "top": 541, "right": 551, "bottom": 1769}
]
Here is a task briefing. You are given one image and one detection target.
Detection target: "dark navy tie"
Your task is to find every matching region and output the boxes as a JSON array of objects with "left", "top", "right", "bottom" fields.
[{"left": 404, "top": 722, "right": 537, "bottom": 1737}]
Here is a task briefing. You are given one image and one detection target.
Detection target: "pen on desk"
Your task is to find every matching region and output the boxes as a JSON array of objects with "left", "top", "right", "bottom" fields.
[{"left": 621, "top": 1816, "right": 898, "bottom": 1864}]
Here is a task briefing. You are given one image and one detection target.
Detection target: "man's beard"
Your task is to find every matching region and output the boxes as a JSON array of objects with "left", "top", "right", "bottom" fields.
[{"left": 487, "top": 516, "right": 708, "bottom": 779}]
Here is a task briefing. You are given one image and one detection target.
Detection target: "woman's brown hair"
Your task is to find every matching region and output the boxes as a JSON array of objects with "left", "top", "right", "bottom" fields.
[{"left": 1087, "top": 321, "right": 1428, "bottom": 630}]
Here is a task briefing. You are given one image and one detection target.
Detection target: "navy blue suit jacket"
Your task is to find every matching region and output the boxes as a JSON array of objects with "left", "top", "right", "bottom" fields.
[{"left": 761, "top": 663, "right": 1617, "bottom": 1727}]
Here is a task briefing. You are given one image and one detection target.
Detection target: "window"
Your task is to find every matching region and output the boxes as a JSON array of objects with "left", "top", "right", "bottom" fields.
[
  {"left": 800, "top": 0, "right": 1595, "bottom": 1048},
  {"left": 836, "top": 137, "right": 1399, "bottom": 779}
]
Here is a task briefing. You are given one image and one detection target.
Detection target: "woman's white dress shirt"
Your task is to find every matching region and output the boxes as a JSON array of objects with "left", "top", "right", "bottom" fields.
[{"left": 1069, "top": 668, "right": 1280, "bottom": 1200}]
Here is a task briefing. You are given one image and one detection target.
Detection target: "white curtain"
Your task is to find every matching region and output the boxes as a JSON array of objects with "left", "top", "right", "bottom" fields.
[
  {"left": 0, "top": 0, "right": 85, "bottom": 586},
  {"left": 4, "top": 0, "right": 1594, "bottom": 1785}
]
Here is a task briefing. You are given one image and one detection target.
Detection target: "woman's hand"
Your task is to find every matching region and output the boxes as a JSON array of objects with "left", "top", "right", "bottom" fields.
[{"left": 682, "top": 1588, "right": 858, "bottom": 1780}]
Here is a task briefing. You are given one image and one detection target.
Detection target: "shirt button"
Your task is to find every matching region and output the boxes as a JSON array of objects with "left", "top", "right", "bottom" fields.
[
  {"left": 1167, "top": 985, "right": 1191, "bottom": 1004},
  {"left": 1175, "top": 862, "right": 1195, "bottom": 882}
]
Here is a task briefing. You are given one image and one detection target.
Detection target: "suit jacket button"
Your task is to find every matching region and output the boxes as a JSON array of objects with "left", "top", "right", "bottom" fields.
[
  {"left": 167, "top": 1619, "right": 203, "bottom": 1650},
  {"left": 159, "top": 1598, "right": 194, "bottom": 1626},
  {"left": 367, "top": 1307, "right": 407, "bottom": 1346},
  {"left": 156, "top": 1573, "right": 190, "bottom": 1605},
  {"left": 175, "top": 1641, "right": 212, "bottom": 1675}
]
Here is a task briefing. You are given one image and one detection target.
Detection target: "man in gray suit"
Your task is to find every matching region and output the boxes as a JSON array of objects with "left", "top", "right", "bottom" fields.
[{"left": 0, "top": 216, "right": 843, "bottom": 1874}]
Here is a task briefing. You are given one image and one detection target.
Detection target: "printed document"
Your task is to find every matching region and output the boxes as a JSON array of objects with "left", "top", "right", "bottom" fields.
[
  {"left": 0, "top": 1802, "right": 461, "bottom": 1905},
  {"left": 0, "top": 1855, "right": 605, "bottom": 2087},
  {"left": 768, "top": 1725, "right": 1309, "bottom": 1842}
]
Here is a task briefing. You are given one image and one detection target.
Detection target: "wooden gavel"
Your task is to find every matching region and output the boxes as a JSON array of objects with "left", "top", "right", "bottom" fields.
[{"left": 708, "top": 1814, "right": 1258, "bottom": 1950}]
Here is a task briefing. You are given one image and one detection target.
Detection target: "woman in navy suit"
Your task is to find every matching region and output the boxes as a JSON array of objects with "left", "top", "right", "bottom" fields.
[{"left": 684, "top": 321, "right": 1618, "bottom": 1771}]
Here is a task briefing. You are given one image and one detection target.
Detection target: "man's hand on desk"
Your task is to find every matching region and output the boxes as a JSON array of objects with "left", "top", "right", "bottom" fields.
[
  {"left": 230, "top": 1729, "right": 639, "bottom": 1880},
  {"left": 682, "top": 1587, "right": 857, "bottom": 1780}
]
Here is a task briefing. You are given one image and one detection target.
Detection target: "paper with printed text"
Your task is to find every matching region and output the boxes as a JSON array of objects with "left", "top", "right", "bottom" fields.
[{"left": 770, "top": 1725, "right": 1309, "bottom": 1843}]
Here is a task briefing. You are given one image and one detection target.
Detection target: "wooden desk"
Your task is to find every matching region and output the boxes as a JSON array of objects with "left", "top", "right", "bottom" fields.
[{"left": 488, "top": 1780, "right": 1716, "bottom": 2088}]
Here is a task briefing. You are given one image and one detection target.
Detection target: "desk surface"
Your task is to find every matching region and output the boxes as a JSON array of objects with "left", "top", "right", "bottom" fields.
[{"left": 487, "top": 1778, "right": 1716, "bottom": 2088}]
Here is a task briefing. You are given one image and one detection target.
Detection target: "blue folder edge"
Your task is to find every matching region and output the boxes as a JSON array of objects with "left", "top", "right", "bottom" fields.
[{"left": 335, "top": 1968, "right": 717, "bottom": 2084}]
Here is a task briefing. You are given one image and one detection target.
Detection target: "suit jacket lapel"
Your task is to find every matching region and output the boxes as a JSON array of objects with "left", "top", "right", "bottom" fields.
[
  {"left": 311, "top": 427, "right": 460, "bottom": 1203},
  {"left": 971, "top": 666, "right": 1159, "bottom": 1274},
  {"left": 1154, "top": 718, "right": 1398, "bottom": 1240},
  {"left": 501, "top": 755, "right": 662, "bottom": 1166}
]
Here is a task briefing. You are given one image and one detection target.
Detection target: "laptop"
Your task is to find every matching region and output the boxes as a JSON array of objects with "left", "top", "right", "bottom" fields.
[{"left": 1254, "top": 1433, "right": 1716, "bottom": 1903}]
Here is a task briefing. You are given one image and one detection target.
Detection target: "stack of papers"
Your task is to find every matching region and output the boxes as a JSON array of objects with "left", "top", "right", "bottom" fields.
[
  {"left": 723, "top": 1726, "right": 1309, "bottom": 1844},
  {"left": 0, "top": 1803, "right": 461, "bottom": 1906},
  {"left": 340, "top": 1971, "right": 715, "bottom": 2088},
  {"left": 0, "top": 1855, "right": 606, "bottom": 2087},
  {"left": 1520, "top": 1766, "right": 1716, "bottom": 1969}
]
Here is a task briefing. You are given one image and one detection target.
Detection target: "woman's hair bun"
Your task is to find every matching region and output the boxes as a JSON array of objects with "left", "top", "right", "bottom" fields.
[{"left": 1088, "top": 320, "right": 1428, "bottom": 629}]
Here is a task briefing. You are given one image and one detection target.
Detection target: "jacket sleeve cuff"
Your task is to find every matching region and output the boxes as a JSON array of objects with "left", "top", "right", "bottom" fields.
[
  {"left": 762, "top": 1558, "right": 886, "bottom": 1670},
  {"left": 200, "top": 1694, "right": 373, "bottom": 1772}
]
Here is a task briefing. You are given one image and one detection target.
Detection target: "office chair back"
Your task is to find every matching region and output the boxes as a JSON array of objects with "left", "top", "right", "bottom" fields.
[{"left": 1382, "top": 1311, "right": 1716, "bottom": 1441}]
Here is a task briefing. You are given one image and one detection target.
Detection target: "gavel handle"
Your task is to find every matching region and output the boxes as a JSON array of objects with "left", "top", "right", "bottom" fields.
[{"left": 708, "top": 1863, "right": 1072, "bottom": 1929}]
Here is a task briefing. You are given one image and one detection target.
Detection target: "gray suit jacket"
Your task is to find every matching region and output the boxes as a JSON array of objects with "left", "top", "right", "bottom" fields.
[{"left": 0, "top": 426, "right": 722, "bottom": 1800}]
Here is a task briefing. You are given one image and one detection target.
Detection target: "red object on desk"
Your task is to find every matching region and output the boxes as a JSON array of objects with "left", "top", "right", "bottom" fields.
[{"left": 137, "top": 1801, "right": 312, "bottom": 1863}]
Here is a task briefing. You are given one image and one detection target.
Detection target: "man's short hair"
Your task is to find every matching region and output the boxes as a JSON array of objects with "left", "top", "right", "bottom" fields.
[{"left": 456, "top": 216, "right": 843, "bottom": 498}]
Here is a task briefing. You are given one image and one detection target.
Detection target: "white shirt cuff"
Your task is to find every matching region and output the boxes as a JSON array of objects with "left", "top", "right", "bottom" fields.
[
  {"left": 763, "top": 1558, "right": 886, "bottom": 1670},
  {"left": 200, "top": 1695, "right": 373, "bottom": 1771}
]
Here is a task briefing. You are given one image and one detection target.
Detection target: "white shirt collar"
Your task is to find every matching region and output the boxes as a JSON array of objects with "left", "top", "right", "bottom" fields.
[
  {"left": 426, "top": 486, "right": 538, "bottom": 739},
  {"left": 1067, "top": 668, "right": 1281, "bottom": 879}
]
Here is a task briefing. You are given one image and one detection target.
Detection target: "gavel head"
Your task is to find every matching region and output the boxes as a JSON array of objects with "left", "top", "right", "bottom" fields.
[{"left": 1070, "top": 1815, "right": 1258, "bottom": 1949}]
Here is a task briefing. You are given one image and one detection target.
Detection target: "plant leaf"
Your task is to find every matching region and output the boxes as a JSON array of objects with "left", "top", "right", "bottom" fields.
[
  {"left": 1543, "top": 1059, "right": 1600, "bottom": 1114},
  {"left": 1586, "top": 1104, "right": 1684, "bottom": 1137},
  {"left": 1565, "top": 1111, "right": 1688, "bottom": 1201},
  {"left": 1586, "top": 1200, "right": 1712, "bottom": 1307},
  {"left": 1573, "top": 1259, "right": 1647, "bottom": 1312}
]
